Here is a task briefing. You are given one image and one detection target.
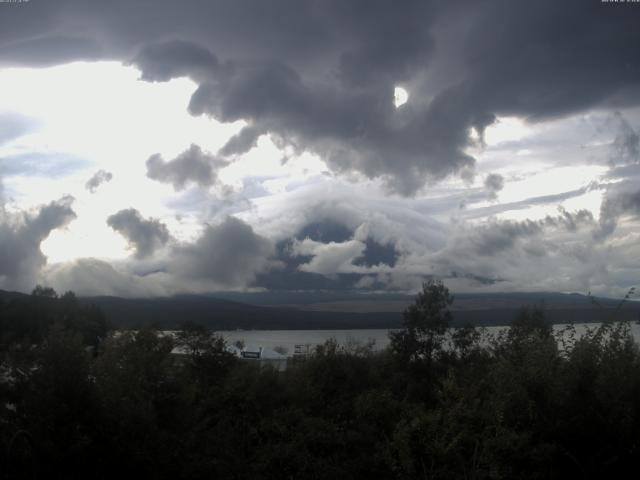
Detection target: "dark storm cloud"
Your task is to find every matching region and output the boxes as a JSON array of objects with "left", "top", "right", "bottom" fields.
[
  {"left": 254, "top": 268, "right": 359, "bottom": 292},
  {"left": 547, "top": 207, "right": 595, "bottom": 232},
  {"left": 596, "top": 113, "right": 640, "bottom": 238},
  {"left": 1, "top": 0, "right": 638, "bottom": 193},
  {"left": 447, "top": 1, "right": 640, "bottom": 119},
  {"left": 132, "top": 40, "right": 219, "bottom": 83},
  {"left": 0, "top": 35, "right": 103, "bottom": 67},
  {"left": 107, "top": 208, "right": 170, "bottom": 259},
  {"left": 170, "top": 216, "right": 274, "bottom": 288},
  {"left": 218, "top": 125, "right": 263, "bottom": 157},
  {"left": 0, "top": 196, "right": 76, "bottom": 290},
  {"left": 147, "top": 0, "right": 640, "bottom": 193},
  {"left": 611, "top": 112, "right": 639, "bottom": 165},
  {"left": 146, "top": 144, "right": 226, "bottom": 190},
  {"left": 24, "top": 196, "right": 76, "bottom": 242},
  {"left": 601, "top": 113, "right": 640, "bottom": 185},
  {"left": 295, "top": 219, "right": 353, "bottom": 244},
  {"left": 484, "top": 173, "right": 504, "bottom": 200},
  {"left": 598, "top": 183, "right": 640, "bottom": 238},
  {"left": 470, "top": 220, "right": 543, "bottom": 257},
  {"left": 457, "top": 209, "right": 595, "bottom": 258},
  {"left": 186, "top": 60, "right": 478, "bottom": 194},
  {"left": 353, "top": 239, "right": 400, "bottom": 268},
  {"left": 85, "top": 169, "right": 113, "bottom": 193}
]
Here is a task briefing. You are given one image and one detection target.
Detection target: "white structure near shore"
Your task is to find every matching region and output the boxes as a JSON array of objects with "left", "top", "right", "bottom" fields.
[{"left": 229, "top": 344, "right": 289, "bottom": 371}]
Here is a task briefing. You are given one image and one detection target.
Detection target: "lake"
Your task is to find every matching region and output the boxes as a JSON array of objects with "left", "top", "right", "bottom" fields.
[{"left": 215, "top": 322, "right": 640, "bottom": 356}]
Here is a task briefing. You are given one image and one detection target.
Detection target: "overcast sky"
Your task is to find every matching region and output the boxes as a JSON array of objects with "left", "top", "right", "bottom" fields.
[{"left": 0, "top": 0, "right": 639, "bottom": 297}]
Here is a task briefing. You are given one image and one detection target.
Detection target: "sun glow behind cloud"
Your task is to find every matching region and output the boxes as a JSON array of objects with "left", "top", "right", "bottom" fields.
[
  {"left": 484, "top": 116, "right": 532, "bottom": 146},
  {"left": 0, "top": 62, "right": 245, "bottom": 262},
  {"left": 0, "top": 62, "right": 246, "bottom": 167},
  {"left": 0, "top": 61, "right": 335, "bottom": 264}
]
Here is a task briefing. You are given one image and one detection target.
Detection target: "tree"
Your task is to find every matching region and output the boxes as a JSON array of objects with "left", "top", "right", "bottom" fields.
[
  {"left": 93, "top": 328, "right": 184, "bottom": 477},
  {"left": 31, "top": 285, "right": 58, "bottom": 298},
  {"left": 17, "top": 325, "right": 98, "bottom": 477},
  {"left": 390, "top": 279, "right": 454, "bottom": 363},
  {"left": 175, "top": 321, "right": 236, "bottom": 390}
]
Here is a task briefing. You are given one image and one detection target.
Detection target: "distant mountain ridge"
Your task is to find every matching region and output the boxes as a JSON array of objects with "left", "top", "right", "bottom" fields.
[{"left": 2, "top": 289, "right": 638, "bottom": 330}]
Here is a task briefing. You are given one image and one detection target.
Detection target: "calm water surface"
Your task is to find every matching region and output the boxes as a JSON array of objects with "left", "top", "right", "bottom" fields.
[{"left": 215, "top": 323, "right": 640, "bottom": 356}]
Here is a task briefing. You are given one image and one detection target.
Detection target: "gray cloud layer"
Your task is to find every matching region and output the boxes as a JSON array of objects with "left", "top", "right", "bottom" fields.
[
  {"left": 170, "top": 216, "right": 274, "bottom": 289},
  {"left": 132, "top": 39, "right": 219, "bottom": 83},
  {"left": 43, "top": 258, "right": 166, "bottom": 298},
  {"left": 44, "top": 215, "right": 275, "bottom": 295},
  {"left": 611, "top": 112, "right": 640, "bottom": 164},
  {"left": 218, "top": 125, "right": 262, "bottom": 157},
  {"left": 107, "top": 208, "right": 170, "bottom": 259},
  {"left": 85, "top": 169, "right": 113, "bottom": 193},
  {"left": 0, "top": 196, "right": 76, "bottom": 290},
  {"left": 598, "top": 182, "right": 640, "bottom": 238},
  {"left": 146, "top": 144, "right": 226, "bottom": 190},
  {"left": 484, "top": 173, "right": 504, "bottom": 200}
]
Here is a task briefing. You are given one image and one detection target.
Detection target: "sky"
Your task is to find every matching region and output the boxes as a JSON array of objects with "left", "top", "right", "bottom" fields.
[{"left": 0, "top": 0, "right": 639, "bottom": 298}]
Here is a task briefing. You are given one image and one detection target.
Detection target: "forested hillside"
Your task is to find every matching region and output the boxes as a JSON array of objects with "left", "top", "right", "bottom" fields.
[
  {"left": 3, "top": 288, "right": 637, "bottom": 330},
  {"left": 1, "top": 283, "right": 640, "bottom": 479}
]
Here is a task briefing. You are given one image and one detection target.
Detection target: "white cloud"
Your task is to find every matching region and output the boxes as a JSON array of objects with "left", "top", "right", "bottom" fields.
[{"left": 293, "top": 238, "right": 366, "bottom": 275}]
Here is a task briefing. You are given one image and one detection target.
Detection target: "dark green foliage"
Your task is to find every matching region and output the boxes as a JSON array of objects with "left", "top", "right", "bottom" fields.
[
  {"left": 0, "top": 286, "right": 109, "bottom": 348},
  {"left": 3, "top": 284, "right": 640, "bottom": 479},
  {"left": 389, "top": 279, "right": 454, "bottom": 363},
  {"left": 175, "top": 321, "right": 236, "bottom": 391},
  {"left": 92, "top": 329, "right": 187, "bottom": 478}
]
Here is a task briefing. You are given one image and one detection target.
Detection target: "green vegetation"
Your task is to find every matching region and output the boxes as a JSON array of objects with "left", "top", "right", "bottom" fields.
[{"left": 2, "top": 282, "right": 640, "bottom": 479}]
